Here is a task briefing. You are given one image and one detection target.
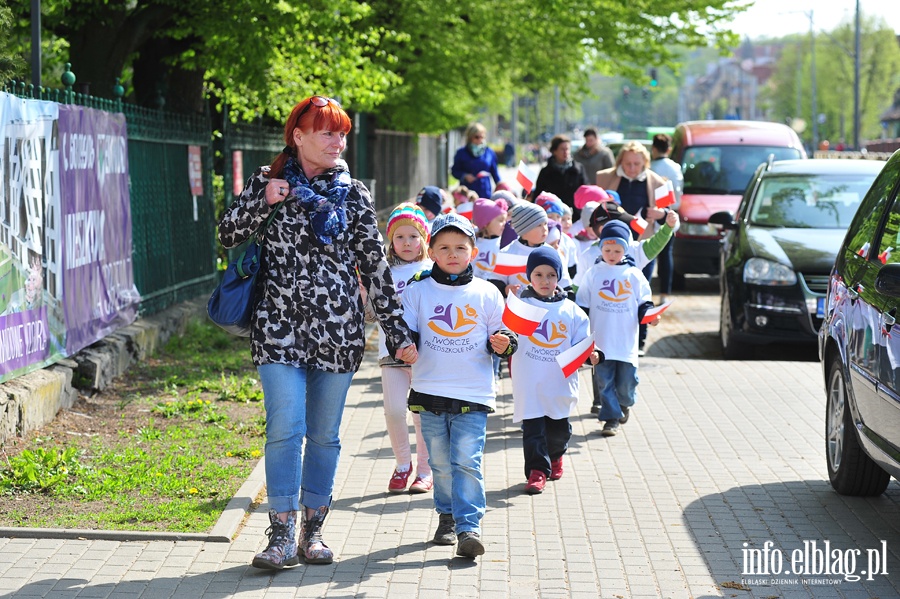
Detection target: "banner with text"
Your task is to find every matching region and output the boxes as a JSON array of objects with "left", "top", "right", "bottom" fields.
[
  {"left": 0, "top": 92, "right": 140, "bottom": 382},
  {"left": 58, "top": 104, "right": 140, "bottom": 355}
]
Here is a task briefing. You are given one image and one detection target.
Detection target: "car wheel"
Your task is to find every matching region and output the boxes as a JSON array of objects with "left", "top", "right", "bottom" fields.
[
  {"left": 825, "top": 356, "right": 891, "bottom": 496},
  {"left": 720, "top": 293, "right": 749, "bottom": 360}
]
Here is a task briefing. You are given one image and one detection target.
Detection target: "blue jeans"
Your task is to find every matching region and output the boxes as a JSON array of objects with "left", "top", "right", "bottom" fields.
[
  {"left": 419, "top": 410, "right": 488, "bottom": 535},
  {"left": 257, "top": 363, "right": 354, "bottom": 513},
  {"left": 594, "top": 360, "right": 638, "bottom": 422}
]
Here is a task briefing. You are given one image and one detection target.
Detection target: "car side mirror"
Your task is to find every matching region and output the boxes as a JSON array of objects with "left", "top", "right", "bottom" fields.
[
  {"left": 709, "top": 211, "right": 737, "bottom": 230},
  {"left": 875, "top": 263, "right": 900, "bottom": 297}
]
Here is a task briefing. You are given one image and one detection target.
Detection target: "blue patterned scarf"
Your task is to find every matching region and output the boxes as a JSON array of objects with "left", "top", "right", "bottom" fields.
[{"left": 283, "top": 157, "right": 352, "bottom": 245}]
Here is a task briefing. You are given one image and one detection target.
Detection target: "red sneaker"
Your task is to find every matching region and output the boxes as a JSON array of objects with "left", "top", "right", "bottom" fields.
[
  {"left": 549, "top": 457, "right": 563, "bottom": 480},
  {"left": 388, "top": 463, "right": 412, "bottom": 493},
  {"left": 524, "top": 470, "right": 546, "bottom": 494},
  {"left": 409, "top": 475, "right": 433, "bottom": 494}
]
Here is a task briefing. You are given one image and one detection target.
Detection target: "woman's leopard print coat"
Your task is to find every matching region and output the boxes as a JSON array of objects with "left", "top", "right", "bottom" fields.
[{"left": 218, "top": 166, "right": 413, "bottom": 373}]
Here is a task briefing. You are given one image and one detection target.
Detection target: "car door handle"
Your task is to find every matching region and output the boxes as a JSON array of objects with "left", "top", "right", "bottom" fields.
[{"left": 882, "top": 309, "right": 896, "bottom": 335}]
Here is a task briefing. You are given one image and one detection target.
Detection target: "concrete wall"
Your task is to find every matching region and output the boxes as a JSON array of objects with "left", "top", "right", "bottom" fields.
[{"left": 0, "top": 297, "right": 208, "bottom": 445}]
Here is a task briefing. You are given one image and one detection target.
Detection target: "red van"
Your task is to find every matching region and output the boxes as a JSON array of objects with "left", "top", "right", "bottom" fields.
[{"left": 670, "top": 120, "right": 807, "bottom": 282}]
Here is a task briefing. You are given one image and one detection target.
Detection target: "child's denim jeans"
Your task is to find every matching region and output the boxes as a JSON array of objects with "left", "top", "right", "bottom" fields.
[{"left": 593, "top": 359, "right": 638, "bottom": 422}]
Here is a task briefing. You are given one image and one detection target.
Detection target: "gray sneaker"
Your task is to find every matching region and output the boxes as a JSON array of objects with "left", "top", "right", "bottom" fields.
[
  {"left": 456, "top": 531, "right": 485, "bottom": 558},
  {"left": 601, "top": 421, "right": 620, "bottom": 437},
  {"left": 433, "top": 513, "right": 456, "bottom": 545},
  {"left": 619, "top": 406, "right": 630, "bottom": 425}
]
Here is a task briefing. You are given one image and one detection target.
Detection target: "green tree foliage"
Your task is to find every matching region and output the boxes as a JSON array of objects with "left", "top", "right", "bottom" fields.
[
  {"left": 763, "top": 16, "right": 900, "bottom": 145},
  {"left": 0, "top": 0, "right": 25, "bottom": 81},
  {"left": 8, "top": 0, "right": 741, "bottom": 131}
]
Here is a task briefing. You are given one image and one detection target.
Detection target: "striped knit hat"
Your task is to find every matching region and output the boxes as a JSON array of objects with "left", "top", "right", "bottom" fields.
[
  {"left": 509, "top": 201, "right": 548, "bottom": 236},
  {"left": 387, "top": 202, "right": 430, "bottom": 243}
]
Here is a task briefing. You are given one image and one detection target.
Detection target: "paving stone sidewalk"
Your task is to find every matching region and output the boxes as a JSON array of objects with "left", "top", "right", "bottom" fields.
[{"left": 1, "top": 280, "right": 898, "bottom": 598}]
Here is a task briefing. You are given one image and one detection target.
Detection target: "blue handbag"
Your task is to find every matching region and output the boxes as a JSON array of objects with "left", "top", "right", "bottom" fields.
[{"left": 208, "top": 203, "right": 283, "bottom": 337}]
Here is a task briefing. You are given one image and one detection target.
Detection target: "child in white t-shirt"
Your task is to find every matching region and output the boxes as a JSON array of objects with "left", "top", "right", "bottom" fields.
[
  {"left": 576, "top": 220, "right": 661, "bottom": 436},
  {"left": 401, "top": 213, "right": 516, "bottom": 560},
  {"left": 377, "top": 203, "right": 434, "bottom": 494},
  {"left": 512, "top": 247, "right": 601, "bottom": 494}
]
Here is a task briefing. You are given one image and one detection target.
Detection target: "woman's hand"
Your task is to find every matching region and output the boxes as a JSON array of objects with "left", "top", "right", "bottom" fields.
[
  {"left": 646, "top": 206, "right": 666, "bottom": 221},
  {"left": 589, "top": 350, "right": 602, "bottom": 366},
  {"left": 463, "top": 174, "right": 476, "bottom": 183},
  {"left": 395, "top": 344, "right": 418, "bottom": 364},
  {"left": 489, "top": 333, "right": 511, "bottom": 355},
  {"left": 265, "top": 178, "right": 291, "bottom": 206}
]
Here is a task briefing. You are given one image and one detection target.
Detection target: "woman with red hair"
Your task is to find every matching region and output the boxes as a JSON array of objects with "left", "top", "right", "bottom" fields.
[{"left": 218, "top": 96, "right": 417, "bottom": 569}]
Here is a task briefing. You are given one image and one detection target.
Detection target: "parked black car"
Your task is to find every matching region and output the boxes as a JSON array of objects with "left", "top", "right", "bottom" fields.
[
  {"left": 820, "top": 149, "right": 900, "bottom": 496},
  {"left": 711, "top": 159, "right": 885, "bottom": 359}
]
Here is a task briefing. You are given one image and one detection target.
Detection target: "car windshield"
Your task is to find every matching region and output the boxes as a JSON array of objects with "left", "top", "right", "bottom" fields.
[
  {"left": 748, "top": 174, "right": 873, "bottom": 229},
  {"left": 681, "top": 146, "right": 803, "bottom": 195}
]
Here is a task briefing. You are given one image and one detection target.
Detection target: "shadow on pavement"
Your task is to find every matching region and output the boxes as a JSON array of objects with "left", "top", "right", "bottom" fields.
[{"left": 683, "top": 480, "right": 900, "bottom": 597}]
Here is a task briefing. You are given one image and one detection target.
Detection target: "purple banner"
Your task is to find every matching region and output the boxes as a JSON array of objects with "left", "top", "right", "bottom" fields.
[
  {"left": 0, "top": 307, "right": 49, "bottom": 375},
  {"left": 58, "top": 106, "right": 140, "bottom": 354}
]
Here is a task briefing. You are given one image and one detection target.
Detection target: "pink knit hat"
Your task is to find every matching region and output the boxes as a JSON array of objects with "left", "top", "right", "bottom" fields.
[
  {"left": 574, "top": 185, "right": 610, "bottom": 209},
  {"left": 387, "top": 202, "right": 430, "bottom": 243},
  {"left": 473, "top": 198, "right": 508, "bottom": 230}
]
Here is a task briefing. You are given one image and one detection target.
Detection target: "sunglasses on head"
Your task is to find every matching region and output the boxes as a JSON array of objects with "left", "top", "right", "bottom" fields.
[{"left": 297, "top": 96, "right": 341, "bottom": 120}]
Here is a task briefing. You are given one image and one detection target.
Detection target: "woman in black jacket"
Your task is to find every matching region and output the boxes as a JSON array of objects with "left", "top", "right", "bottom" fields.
[{"left": 532, "top": 134, "right": 590, "bottom": 220}]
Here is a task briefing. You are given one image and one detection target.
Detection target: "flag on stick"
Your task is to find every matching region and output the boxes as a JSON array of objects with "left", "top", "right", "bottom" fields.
[
  {"left": 516, "top": 161, "right": 536, "bottom": 195},
  {"left": 556, "top": 336, "right": 596, "bottom": 378},
  {"left": 493, "top": 252, "right": 528, "bottom": 276},
  {"left": 502, "top": 293, "right": 549, "bottom": 336},
  {"left": 654, "top": 180, "right": 676, "bottom": 208},
  {"left": 456, "top": 201, "right": 474, "bottom": 221},
  {"left": 640, "top": 299, "right": 675, "bottom": 324},
  {"left": 630, "top": 215, "right": 649, "bottom": 235}
]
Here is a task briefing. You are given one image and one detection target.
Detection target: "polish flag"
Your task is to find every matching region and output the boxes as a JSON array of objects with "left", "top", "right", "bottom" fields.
[
  {"left": 640, "top": 298, "right": 674, "bottom": 324},
  {"left": 516, "top": 161, "right": 536, "bottom": 195},
  {"left": 858, "top": 242, "right": 870, "bottom": 258},
  {"left": 503, "top": 293, "right": 549, "bottom": 336},
  {"left": 654, "top": 180, "right": 676, "bottom": 208},
  {"left": 456, "top": 201, "right": 474, "bottom": 221},
  {"left": 476, "top": 170, "right": 491, "bottom": 178},
  {"left": 630, "top": 215, "right": 649, "bottom": 235},
  {"left": 555, "top": 336, "right": 596, "bottom": 378},
  {"left": 493, "top": 252, "right": 528, "bottom": 276}
]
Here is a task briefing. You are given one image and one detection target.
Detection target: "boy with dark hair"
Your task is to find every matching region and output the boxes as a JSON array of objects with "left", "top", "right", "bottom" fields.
[{"left": 401, "top": 213, "right": 517, "bottom": 559}]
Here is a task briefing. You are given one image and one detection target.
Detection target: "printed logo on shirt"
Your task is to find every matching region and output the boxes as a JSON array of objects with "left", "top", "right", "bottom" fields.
[
  {"left": 528, "top": 319, "right": 568, "bottom": 349},
  {"left": 474, "top": 250, "right": 496, "bottom": 273},
  {"left": 396, "top": 279, "right": 407, "bottom": 292},
  {"left": 427, "top": 303, "right": 479, "bottom": 337},
  {"left": 597, "top": 277, "right": 633, "bottom": 302}
]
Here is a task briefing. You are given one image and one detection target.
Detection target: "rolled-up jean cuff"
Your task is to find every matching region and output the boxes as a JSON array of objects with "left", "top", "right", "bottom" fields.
[
  {"left": 268, "top": 494, "right": 301, "bottom": 514},
  {"left": 301, "top": 490, "right": 331, "bottom": 510}
]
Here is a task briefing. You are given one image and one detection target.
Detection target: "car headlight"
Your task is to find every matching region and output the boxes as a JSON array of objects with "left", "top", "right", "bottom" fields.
[
  {"left": 743, "top": 257, "right": 797, "bottom": 286},
  {"left": 680, "top": 222, "right": 720, "bottom": 236}
]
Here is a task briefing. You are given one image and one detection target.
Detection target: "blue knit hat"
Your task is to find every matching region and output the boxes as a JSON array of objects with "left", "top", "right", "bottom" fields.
[
  {"left": 599, "top": 219, "right": 631, "bottom": 249},
  {"left": 526, "top": 246, "right": 562, "bottom": 280},
  {"left": 415, "top": 185, "right": 444, "bottom": 217}
]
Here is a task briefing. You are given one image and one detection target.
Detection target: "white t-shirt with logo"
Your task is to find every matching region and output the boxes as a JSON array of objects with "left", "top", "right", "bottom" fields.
[
  {"left": 377, "top": 259, "right": 431, "bottom": 360},
  {"left": 574, "top": 239, "right": 652, "bottom": 288},
  {"left": 401, "top": 276, "right": 505, "bottom": 408},
  {"left": 473, "top": 236, "right": 502, "bottom": 280},
  {"left": 575, "top": 261, "right": 651, "bottom": 366},
  {"left": 511, "top": 295, "right": 591, "bottom": 423}
]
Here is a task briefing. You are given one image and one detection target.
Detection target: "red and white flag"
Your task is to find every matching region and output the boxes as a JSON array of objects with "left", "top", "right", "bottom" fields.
[
  {"left": 654, "top": 180, "right": 676, "bottom": 208},
  {"left": 630, "top": 214, "right": 649, "bottom": 235},
  {"left": 640, "top": 298, "right": 674, "bottom": 324},
  {"left": 493, "top": 252, "right": 528, "bottom": 276},
  {"left": 556, "top": 336, "right": 595, "bottom": 378},
  {"left": 456, "top": 201, "right": 474, "bottom": 221},
  {"left": 502, "top": 293, "right": 549, "bottom": 336},
  {"left": 516, "top": 161, "right": 536, "bottom": 195}
]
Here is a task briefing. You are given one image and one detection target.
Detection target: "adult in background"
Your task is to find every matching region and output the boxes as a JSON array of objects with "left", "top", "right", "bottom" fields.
[
  {"left": 572, "top": 128, "right": 614, "bottom": 184},
  {"left": 533, "top": 134, "right": 590, "bottom": 220},
  {"left": 451, "top": 122, "right": 502, "bottom": 200},
  {"left": 649, "top": 133, "right": 684, "bottom": 303},
  {"left": 595, "top": 141, "right": 667, "bottom": 356},
  {"left": 218, "top": 96, "right": 418, "bottom": 570}
]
